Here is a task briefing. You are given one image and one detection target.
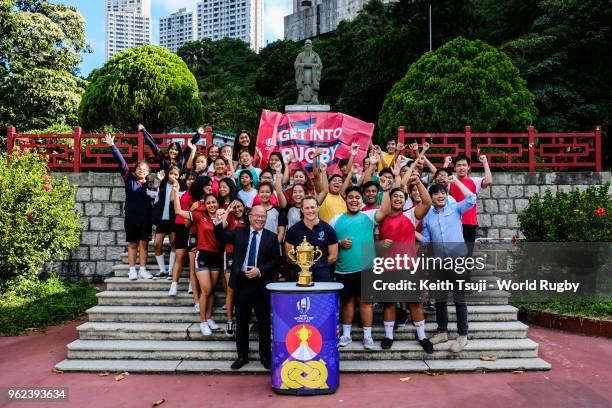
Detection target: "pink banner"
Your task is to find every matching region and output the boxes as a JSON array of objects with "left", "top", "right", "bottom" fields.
[{"left": 256, "top": 110, "right": 375, "bottom": 174}]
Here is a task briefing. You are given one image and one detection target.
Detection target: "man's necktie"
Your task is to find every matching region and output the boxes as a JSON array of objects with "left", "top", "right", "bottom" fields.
[{"left": 247, "top": 230, "right": 258, "bottom": 268}]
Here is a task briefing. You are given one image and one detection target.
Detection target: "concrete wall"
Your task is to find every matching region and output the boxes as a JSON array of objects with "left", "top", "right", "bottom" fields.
[
  {"left": 44, "top": 171, "right": 611, "bottom": 282},
  {"left": 284, "top": 0, "right": 378, "bottom": 41}
]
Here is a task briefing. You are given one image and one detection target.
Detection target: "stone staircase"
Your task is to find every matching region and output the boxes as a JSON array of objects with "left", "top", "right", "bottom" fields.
[{"left": 55, "top": 244, "right": 550, "bottom": 373}]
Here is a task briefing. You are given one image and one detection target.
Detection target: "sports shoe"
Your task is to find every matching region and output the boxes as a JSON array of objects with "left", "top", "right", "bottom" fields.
[
  {"left": 424, "top": 300, "right": 436, "bottom": 312},
  {"left": 363, "top": 336, "right": 376, "bottom": 351},
  {"left": 167, "top": 282, "right": 178, "bottom": 296},
  {"left": 429, "top": 332, "right": 448, "bottom": 345},
  {"left": 138, "top": 268, "right": 153, "bottom": 279},
  {"left": 417, "top": 337, "right": 434, "bottom": 354},
  {"left": 200, "top": 322, "right": 212, "bottom": 336},
  {"left": 338, "top": 335, "right": 352, "bottom": 347},
  {"left": 449, "top": 335, "right": 468, "bottom": 353},
  {"left": 194, "top": 302, "right": 200, "bottom": 313},
  {"left": 380, "top": 337, "right": 394, "bottom": 350},
  {"left": 153, "top": 271, "right": 168, "bottom": 280},
  {"left": 166, "top": 272, "right": 173, "bottom": 281},
  {"left": 225, "top": 321, "right": 235, "bottom": 337},
  {"left": 128, "top": 268, "right": 138, "bottom": 280},
  {"left": 207, "top": 319, "right": 219, "bottom": 330}
]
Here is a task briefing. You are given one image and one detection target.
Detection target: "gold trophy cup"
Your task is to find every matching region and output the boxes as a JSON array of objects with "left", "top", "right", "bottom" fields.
[{"left": 287, "top": 236, "right": 323, "bottom": 287}]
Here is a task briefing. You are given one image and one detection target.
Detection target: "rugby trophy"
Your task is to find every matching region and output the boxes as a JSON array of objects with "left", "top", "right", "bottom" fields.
[{"left": 287, "top": 236, "right": 323, "bottom": 287}]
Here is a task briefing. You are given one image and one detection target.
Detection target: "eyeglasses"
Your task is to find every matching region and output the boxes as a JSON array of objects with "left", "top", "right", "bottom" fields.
[{"left": 250, "top": 214, "right": 266, "bottom": 220}]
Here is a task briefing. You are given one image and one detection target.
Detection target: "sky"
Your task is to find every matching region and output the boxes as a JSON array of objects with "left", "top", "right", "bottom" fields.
[{"left": 54, "top": 0, "right": 292, "bottom": 77}]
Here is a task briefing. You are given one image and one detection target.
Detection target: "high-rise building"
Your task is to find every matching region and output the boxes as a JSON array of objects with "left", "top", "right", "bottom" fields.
[
  {"left": 197, "top": 0, "right": 263, "bottom": 52},
  {"left": 285, "top": 0, "right": 395, "bottom": 41},
  {"left": 105, "top": 0, "right": 152, "bottom": 60},
  {"left": 160, "top": 8, "right": 197, "bottom": 53}
]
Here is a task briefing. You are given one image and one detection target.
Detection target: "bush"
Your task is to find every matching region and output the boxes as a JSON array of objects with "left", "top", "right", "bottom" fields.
[
  {"left": 518, "top": 183, "right": 611, "bottom": 241},
  {"left": 79, "top": 45, "right": 203, "bottom": 133},
  {"left": 0, "top": 274, "right": 97, "bottom": 336},
  {"left": 378, "top": 36, "right": 537, "bottom": 138},
  {"left": 0, "top": 149, "right": 83, "bottom": 280}
]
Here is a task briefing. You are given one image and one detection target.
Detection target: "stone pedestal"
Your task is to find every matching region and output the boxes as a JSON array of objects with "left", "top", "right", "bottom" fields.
[{"left": 285, "top": 104, "right": 331, "bottom": 112}]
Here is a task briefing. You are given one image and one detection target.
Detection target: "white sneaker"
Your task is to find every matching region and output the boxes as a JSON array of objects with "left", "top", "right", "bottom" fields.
[
  {"left": 166, "top": 273, "right": 173, "bottom": 281},
  {"left": 449, "top": 335, "right": 468, "bottom": 353},
  {"left": 363, "top": 336, "right": 376, "bottom": 351},
  {"left": 338, "top": 335, "right": 352, "bottom": 347},
  {"left": 207, "top": 319, "right": 219, "bottom": 330},
  {"left": 128, "top": 268, "right": 138, "bottom": 280},
  {"left": 188, "top": 282, "right": 193, "bottom": 294},
  {"left": 167, "top": 282, "right": 178, "bottom": 296},
  {"left": 429, "top": 332, "right": 449, "bottom": 345},
  {"left": 138, "top": 268, "right": 153, "bottom": 279},
  {"left": 200, "top": 322, "right": 212, "bottom": 336},
  {"left": 194, "top": 302, "right": 200, "bottom": 313}
]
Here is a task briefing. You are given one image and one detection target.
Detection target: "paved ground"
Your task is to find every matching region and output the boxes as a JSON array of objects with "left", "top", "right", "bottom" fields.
[{"left": 0, "top": 318, "right": 610, "bottom": 408}]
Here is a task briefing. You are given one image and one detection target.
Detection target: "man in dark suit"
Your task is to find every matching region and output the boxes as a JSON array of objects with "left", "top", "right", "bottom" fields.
[{"left": 214, "top": 205, "right": 279, "bottom": 370}]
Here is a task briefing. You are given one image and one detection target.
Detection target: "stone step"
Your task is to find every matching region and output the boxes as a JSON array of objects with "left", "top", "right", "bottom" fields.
[
  {"left": 112, "top": 262, "right": 499, "bottom": 278},
  {"left": 55, "top": 357, "right": 550, "bottom": 373},
  {"left": 96, "top": 291, "right": 226, "bottom": 307},
  {"left": 112, "top": 264, "right": 192, "bottom": 277},
  {"left": 65, "top": 338, "right": 539, "bottom": 361},
  {"left": 96, "top": 288, "right": 509, "bottom": 307},
  {"left": 105, "top": 277, "right": 192, "bottom": 291},
  {"left": 86, "top": 304, "right": 519, "bottom": 323},
  {"left": 77, "top": 321, "right": 528, "bottom": 341},
  {"left": 103, "top": 277, "right": 509, "bottom": 305}
]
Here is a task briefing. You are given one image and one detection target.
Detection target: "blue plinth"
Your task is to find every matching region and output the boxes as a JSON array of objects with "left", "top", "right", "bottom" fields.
[{"left": 266, "top": 282, "right": 343, "bottom": 395}]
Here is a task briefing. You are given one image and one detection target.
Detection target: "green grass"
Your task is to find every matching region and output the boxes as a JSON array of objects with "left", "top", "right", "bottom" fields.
[
  {"left": 0, "top": 273, "right": 97, "bottom": 336},
  {"left": 516, "top": 301, "right": 612, "bottom": 320}
]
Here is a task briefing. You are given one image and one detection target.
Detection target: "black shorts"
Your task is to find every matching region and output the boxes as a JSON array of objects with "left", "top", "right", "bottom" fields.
[
  {"left": 155, "top": 220, "right": 175, "bottom": 235},
  {"left": 174, "top": 223, "right": 190, "bottom": 249},
  {"left": 125, "top": 217, "right": 152, "bottom": 243},
  {"left": 336, "top": 271, "right": 362, "bottom": 302},
  {"left": 196, "top": 250, "right": 221, "bottom": 271}
]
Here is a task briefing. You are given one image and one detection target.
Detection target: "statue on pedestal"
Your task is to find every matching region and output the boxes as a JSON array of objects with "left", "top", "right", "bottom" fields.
[{"left": 294, "top": 40, "right": 322, "bottom": 105}]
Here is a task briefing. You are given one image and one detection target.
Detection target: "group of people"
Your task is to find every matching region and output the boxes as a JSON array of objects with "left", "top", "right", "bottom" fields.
[{"left": 106, "top": 125, "right": 493, "bottom": 370}]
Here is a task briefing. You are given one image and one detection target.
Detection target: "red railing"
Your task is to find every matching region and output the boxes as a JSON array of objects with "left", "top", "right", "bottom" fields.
[
  {"left": 5, "top": 125, "right": 603, "bottom": 172},
  {"left": 6, "top": 126, "right": 214, "bottom": 172},
  {"left": 398, "top": 125, "right": 602, "bottom": 172}
]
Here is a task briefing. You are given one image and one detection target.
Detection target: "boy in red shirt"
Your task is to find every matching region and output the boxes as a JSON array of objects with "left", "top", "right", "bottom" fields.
[{"left": 449, "top": 153, "right": 493, "bottom": 246}]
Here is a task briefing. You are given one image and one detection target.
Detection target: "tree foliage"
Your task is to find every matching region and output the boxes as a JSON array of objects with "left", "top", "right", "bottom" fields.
[
  {"left": 178, "top": 38, "right": 269, "bottom": 132},
  {"left": 378, "top": 37, "right": 537, "bottom": 137},
  {"left": 0, "top": 0, "right": 89, "bottom": 132},
  {"left": 502, "top": 0, "right": 612, "bottom": 133},
  {"left": 0, "top": 149, "right": 83, "bottom": 280},
  {"left": 79, "top": 45, "right": 202, "bottom": 133}
]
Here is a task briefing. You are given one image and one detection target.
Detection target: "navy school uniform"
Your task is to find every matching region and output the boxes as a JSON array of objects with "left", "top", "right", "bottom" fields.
[
  {"left": 142, "top": 127, "right": 201, "bottom": 174},
  {"left": 111, "top": 144, "right": 156, "bottom": 243}
]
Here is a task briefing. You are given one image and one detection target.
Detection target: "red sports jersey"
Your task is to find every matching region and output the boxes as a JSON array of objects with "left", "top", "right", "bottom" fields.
[{"left": 450, "top": 176, "right": 482, "bottom": 225}]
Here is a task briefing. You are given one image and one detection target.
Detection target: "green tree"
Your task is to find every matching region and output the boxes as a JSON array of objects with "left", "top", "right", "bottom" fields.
[
  {"left": 79, "top": 45, "right": 202, "bottom": 133},
  {"left": 502, "top": 0, "right": 612, "bottom": 134},
  {"left": 253, "top": 40, "right": 301, "bottom": 109},
  {"left": 315, "top": 0, "right": 474, "bottom": 128},
  {"left": 0, "top": 0, "right": 89, "bottom": 132},
  {"left": 378, "top": 37, "right": 537, "bottom": 137},
  {"left": 0, "top": 149, "right": 83, "bottom": 280},
  {"left": 178, "top": 38, "right": 262, "bottom": 133}
]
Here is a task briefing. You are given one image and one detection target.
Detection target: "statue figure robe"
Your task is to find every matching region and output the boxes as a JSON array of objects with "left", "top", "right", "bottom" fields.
[{"left": 294, "top": 40, "right": 322, "bottom": 105}]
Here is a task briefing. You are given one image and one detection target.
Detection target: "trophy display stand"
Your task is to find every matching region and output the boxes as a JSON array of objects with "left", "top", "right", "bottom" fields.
[{"left": 266, "top": 282, "right": 343, "bottom": 395}]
